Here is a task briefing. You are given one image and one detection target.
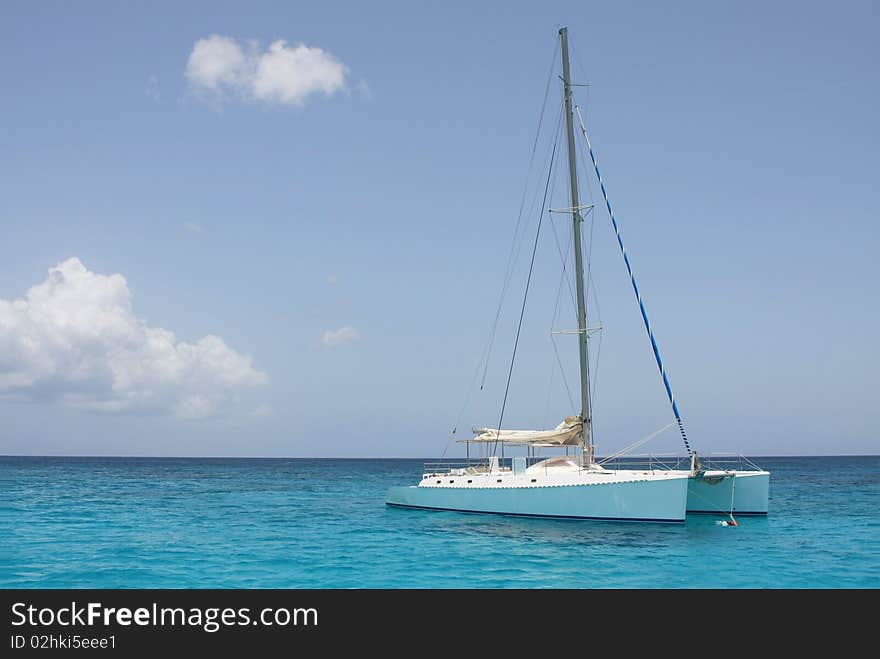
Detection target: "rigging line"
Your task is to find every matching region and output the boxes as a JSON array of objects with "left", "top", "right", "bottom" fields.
[
  {"left": 440, "top": 352, "right": 486, "bottom": 458},
  {"left": 568, "top": 39, "right": 589, "bottom": 85},
  {"left": 548, "top": 119, "right": 578, "bottom": 317},
  {"left": 480, "top": 104, "right": 562, "bottom": 394},
  {"left": 580, "top": 121, "right": 596, "bottom": 203},
  {"left": 545, "top": 123, "right": 577, "bottom": 413},
  {"left": 574, "top": 103, "right": 598, "bottom": 316},
  {"left": 492, "top": 138, "right": 559, "bottom": 457},
  {"left": 586, "top": 220, "right": 602, "bottom": 321},
  {"left": 478, "top": 41, "right": 560, "bottom": 392},
  {"left": 578, "top": 207, "right": 594, "bottom": 434},
  {"left": 575, "top": 106, "right": 693, "bottom": 456},
  {"left": 729, "top": 474, "right": 738, "bottom": 524},
  {"left": 544, "top": 144, "right": 573, "bottom": 424},
  {"left": 548, "top": 183, "right": 576, "bottom": 409},
  {"left": 547, "top": 144, "right": 577, "bottom": 312},
  {"left": 572, "top": 125, "right": 598, "bottom": 420},
  {"left": 549, "top": 225, "right": 572, "bottom": 338},
  {"left": 548, "top": 210, "right": 577, "bottom": 312},
  {"left": 445, "top": 93, "right": 559, "bottom": 458},
  {"left": 511, "top": 103, "right": 564, "bottom": 288},
  {"left": 550, "top": 333, "right": 576, "bottom": 411},
  {"left": 581, "top": 143, "right": 602, "bottom": 407},
  {"left": 582, "top": 207, "right": 603, "bottom": 429},
  {"left": 549, "top": 235, "right": 576, "bottom": 412},
  {"left": 582, "top": 187, "right": 599, "bottom": 323},
  {"left": 588, "top": 271, "right": 602, "bottom": 408},
  {"left": 531, "top": 40, "right": 561, "bottom": 171},
  {"left": 542, "top": 340, "right": 556, "bottom": 428},
  {"left": 589, "top": 265, "right": 603, "bottom": 411},
  {"left": 597, "top": 422, "right": 677, "bottom": 465},
  {"left": 590, "top": 319, "right": 602, "bottom": 410},
  {"left": 687, "top": 482, "right": 735, "bottom": 516}
]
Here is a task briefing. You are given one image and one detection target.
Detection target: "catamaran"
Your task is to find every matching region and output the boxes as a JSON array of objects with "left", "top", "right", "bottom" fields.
[{"left": 386, "top": 27, "right": 768, "bottom": 522}]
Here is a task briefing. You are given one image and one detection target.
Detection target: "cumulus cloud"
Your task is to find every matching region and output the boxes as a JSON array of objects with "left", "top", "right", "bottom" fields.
[
  {"left": 320, "top": 326, "right": 359, "bottom": 348},
  {"left": 185, "top": 34, "right": 348, "bottom": 106},
  {"left": 0, "top": 258, "right": 267, "bottom": 418},
  {"left": 185, "top": 35, "right": 249, "bottom": 91}
]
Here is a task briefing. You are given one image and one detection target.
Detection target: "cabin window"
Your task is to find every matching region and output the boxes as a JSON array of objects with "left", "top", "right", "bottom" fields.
[
  {"left": 496, "top": 479, "right": 502, "bottom": 483},
  {"left": 531, "top": 478, "right": 537, "bottom": 483},
  {"left": 436, "top": 480, "right": 441, "bottom": 484},
  {"left": 449, "top": 480, "right": 454, "bottom": 483},
  {"left": 467, "top": 479, "right": 472, "bottom": 483}
]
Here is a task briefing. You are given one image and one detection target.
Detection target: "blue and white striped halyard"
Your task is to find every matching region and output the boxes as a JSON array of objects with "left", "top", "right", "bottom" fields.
[{"left": 575, "top": 108, "right": 693, "bottom": 456}]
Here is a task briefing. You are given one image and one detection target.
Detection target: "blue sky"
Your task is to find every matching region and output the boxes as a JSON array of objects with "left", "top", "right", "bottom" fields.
[{"left": 1, "top": 0, "right": 877, "bottom": 456}]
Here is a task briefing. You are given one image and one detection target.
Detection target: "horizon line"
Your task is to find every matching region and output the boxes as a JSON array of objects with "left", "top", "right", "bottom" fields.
[{"left": 1, "top": 453, "right": 877, "bottom": 459}]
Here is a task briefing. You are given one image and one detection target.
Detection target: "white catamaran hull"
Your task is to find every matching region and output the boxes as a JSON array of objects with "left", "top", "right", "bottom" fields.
[
  {"left": 685, "top": 470, "right": 770, "bottom": 515},
  {"left": 386, "top": 472, "right": 689, "bottom": 523}
]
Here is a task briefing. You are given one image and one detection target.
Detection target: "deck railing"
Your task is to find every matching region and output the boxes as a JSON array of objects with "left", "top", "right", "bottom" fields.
[
  {"left": 423, "top": 456, "right": 552, "bottom": 477},
  {"left": 597, "top": 454, "right": 687, "bottom": 471},
  {"left": 694, "top": 453, "right": 764, "bottom": 472},
  {"left": 424, "top": 452, "right": 764, "bottom": 476},
  {"left": 422, "top": 461, "right": 489, "bottom": 476}
]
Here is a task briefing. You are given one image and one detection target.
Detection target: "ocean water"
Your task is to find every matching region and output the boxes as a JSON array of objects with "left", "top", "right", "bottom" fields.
[{"left": 0, "top": 456, "right": 877, "bottom": 588}]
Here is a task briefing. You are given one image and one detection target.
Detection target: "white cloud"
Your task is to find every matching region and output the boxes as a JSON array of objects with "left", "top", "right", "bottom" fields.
[
  {"left": 185, "top": 34, "right": 348, "bottom": 106},
  {"left": 0, "top": 258, "right": 267, "bottom": 418},
  {"left": 185, "top": 35, "right": 250, "bottom": 92},
  {"left": 320, "top": 326, "right": 359, "bottom": 348},
  {"left": 252, "top": 40, "right": 347, "bottom": 105}
]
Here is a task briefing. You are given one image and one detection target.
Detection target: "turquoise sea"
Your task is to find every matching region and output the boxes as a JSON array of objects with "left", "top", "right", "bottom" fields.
[{"left": 1, "top": 456, "right": 877, "bottom": 588}]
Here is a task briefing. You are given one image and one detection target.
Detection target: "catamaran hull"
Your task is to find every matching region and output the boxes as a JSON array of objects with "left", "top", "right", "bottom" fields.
[
  {"left": 686, "top": 471, "right": 769, "bottom": 515},
  {"left": 386, "top": 477, "right": 688, "bottom": 523}
]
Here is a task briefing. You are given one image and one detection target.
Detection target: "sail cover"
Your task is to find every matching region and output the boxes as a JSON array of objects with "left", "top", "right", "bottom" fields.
[{"left": 467, "top": 416, "right": 583, "bottom": 446}]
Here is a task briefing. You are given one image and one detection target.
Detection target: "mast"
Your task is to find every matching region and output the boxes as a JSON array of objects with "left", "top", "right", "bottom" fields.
[{"left": 559, "top": 27, "right": 593, "bottom": 460}]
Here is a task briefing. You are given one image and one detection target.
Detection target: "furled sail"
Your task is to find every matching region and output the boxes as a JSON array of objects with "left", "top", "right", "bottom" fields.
[{"left": 467, "top": 416, "right": 583, "bottom": 445}]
